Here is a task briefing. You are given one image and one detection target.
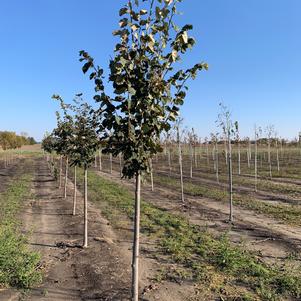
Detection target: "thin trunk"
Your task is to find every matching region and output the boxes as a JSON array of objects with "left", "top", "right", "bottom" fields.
[
  {"left": 73, "top": 166, "right": 77, "bottom": 216},
  {"left": 224, "top": 139, "right": 228, "bottom": 165},
  {"left": 83, "top": 168, "right": 88, "bottom": 248},
  {"left": 228, "top": 138, "right": 233, "bottom": 222},
  {"left": 268, "top": 141, "right": 272, "bottom": 179},
  {"left": 189, "top": 143, "right": 193, "bottom": 178},
  {"left": 132, "top": 172, "right": 141, "bottom": 301},
  {"left": 206, "top": 142, "right": 209, "bottom": 167},
  {"left": 194, "top": 146, "right": 197, "bottom": 168},
  {"left": 64, "top": 157, "right": 69, "bottom": 199},
  {"left": 99, "top": 149, "right": 102, "bottom": 171},
  {"left": 255, "top": 137, "right": 258, "bottom": 192},
  {"left": 59, "top": 156, "right": 63, "bottom": 189},
  {"left": 177, "top": 129, "right": 184, "bottom": 204},
  {"left": 94, "top": 154, "right": 97, "bottom": 168},
  {"left": 238, "top": 142, "right": 241, "bottom": 175},
  {"left": 276, "top": 140, "right": 280, "bottom": 172},
  {"left": 215, "top": 143, "right": 219, "bottom": 184},
  {"left": 150, "top": 159, "right": 154, "bottom": 191}
]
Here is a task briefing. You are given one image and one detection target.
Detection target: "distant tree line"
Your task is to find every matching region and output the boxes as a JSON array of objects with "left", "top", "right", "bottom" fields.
[{"left": 0, "top": 131, "right": 36, "bottom": 150}]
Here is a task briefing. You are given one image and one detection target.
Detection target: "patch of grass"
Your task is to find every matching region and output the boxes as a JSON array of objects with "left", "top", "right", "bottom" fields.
[
  {"left": 154, "top": 174, "right": 301, "bottom": 226},
  {"left": 0, "top": 175, "right": 42, "bottom": 289},
  {"left": 81, "top": 170, "right": 301, "bottom": 300}
]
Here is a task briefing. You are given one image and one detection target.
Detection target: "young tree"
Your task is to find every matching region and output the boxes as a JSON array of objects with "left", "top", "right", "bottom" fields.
[
  {"left": 51, "top": 96, "right": 74, "bottom": 199},
  {"left": 217, "top": 103, "right": 235, "bottom": 222},
  {"left": 210, "top": 132, "right": 219, "bottom": 183},
  {"left": 254, "top": 125, "right": 262, "bottom": 192},
  {"left": 234, "top": 121, "right": 241, "bottom": 175},
  {"left": 79, "top": 0, "right": 207, "bottom": 298},
  {"left": 265, "top": 125, "right": 274, "bottom": 179},
  {"left": 54, "top": 95, "right": 100, "bottom": 247}
]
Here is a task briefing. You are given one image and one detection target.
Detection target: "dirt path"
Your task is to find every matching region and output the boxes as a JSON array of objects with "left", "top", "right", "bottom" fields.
[{"left": 21, "top": 158, "right": 132, "bottom": 300}]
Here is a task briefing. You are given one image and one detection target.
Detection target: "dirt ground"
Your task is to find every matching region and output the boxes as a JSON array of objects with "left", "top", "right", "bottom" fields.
[{"left": 2, "top": 155, "right": 301, "bottom": 300}]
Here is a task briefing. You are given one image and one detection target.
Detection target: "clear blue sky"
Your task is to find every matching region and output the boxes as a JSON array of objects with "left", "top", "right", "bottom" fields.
[{"left": 0, "top": 0, "right": 300, "bottom": 141}]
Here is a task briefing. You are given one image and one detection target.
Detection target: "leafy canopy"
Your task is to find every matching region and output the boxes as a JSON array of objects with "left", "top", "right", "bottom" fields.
[{"left": 80, "top": 0, "right": 208, "bottom": 178}]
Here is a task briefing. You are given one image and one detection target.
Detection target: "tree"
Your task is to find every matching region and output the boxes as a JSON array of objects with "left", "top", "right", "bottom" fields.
[
  {"left": 254, "top": 125, "right": 262, "bottom": 192},
  {"left": 79, "top": 0, "right": 207, "bottom": 299},
  {"left": 52, "top": 96, "right": 75, "bottom": 199},
  {"left": 217, "top": 103, "right": 235, "bottom": 222},
  {"left": 53, "top": 94, "right": 100, "bottom": 248},
  {"left": 265, "top": 125, "right": 274, "bottom": 179}
]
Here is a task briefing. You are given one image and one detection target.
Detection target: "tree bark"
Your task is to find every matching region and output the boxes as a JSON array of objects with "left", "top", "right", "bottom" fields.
[
  {"left": 150, "top": 159, "right": 154, "bottom": 191},
  {"left": 177, "top": 130, "right": 184, "bottom": 204},
  {"left": 73, "top": 166, "right": 77, "bottom": 216},
  {"left": 228, "top": 138, "right": 233, "bottom": 222},
  {"left": 215, "top": 142, "right": 219, "bottom": 184},
  {"left": 255, "top": 135, "right": 258, "bottom": 192},
  {"left": 64, "top": 157, "right": 69, "bottom": 199},
  {"left": 99, "top": 148, "right": 102, "bottom": 171},
  {"left": 83, "top": 168, "right": 88, "bottom": 248},
  {"left": 132, "top": 172, "right": 141, "bottom": 301},
  {"left": 59, "top": 156, "right": 63, "bottom": 189}
]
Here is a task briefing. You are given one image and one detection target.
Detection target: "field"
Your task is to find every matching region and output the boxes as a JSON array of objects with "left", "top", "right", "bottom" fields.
[{"left": 1, "top": 144, "right": 301, "bottom": 301}]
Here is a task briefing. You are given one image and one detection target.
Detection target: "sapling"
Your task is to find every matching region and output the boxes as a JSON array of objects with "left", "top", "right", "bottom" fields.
[
  {"left": 79, "top": 0, "right": 207, "bottom": 298},
  {"left": 211, "top": 133, "right": 219, "bottom": 183},
  {"left": 265, "top": 125, "right": 274, "bottom": 179},
  {"left": 254, "top": 125, "right": 262, "bottom": 192},
  {"left": 234, "top": 121, "right": 241, "bottom": 175},
  {"left": 54, "top": 95, "right": 100, "bottom": 247},
  {"left": 217, "top": 103, "right": 235, "bottom": 222}
]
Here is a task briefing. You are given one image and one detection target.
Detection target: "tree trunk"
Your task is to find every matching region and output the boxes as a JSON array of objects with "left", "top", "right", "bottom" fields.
[
  {"left": 238, "top": 142, "right": 241, "bottom": 175},
  {"left": 83, "top": 168, "right": 88, "bottom": 248},
  {"left": 99, "top": 148, "right": 102, "bottom": 171},
  {"left": 189, "top": 143, "right": 193, "bottom": 178},
  {"left": 276, "top": 140, "right": 280, "bottom": 172},
  {"left": 255, "top": 137, "right": 258, "bottom": 192},
  {"left": 150, "top": 159, "right": 154, "bottom": 191},
  {"left": 206, "top": 142, "right": 209, "bottom": 167},
  {"left": 132, "top": 172, "right": 141, "bottom": 301},
  {"left": 228, "top": 138, "right": 233, "bottom": 222},
  {"left": 177, "top": 129, "right": 184, "bottom": 204},
  {"left": 73, "top": 166, "right": 77, "bottom": 216},
  {"left": 215, "top": 142, "right": 219, "bottom": 184},
  {"left": 64, "top": 157, "right": 69, "bottom": 199},
  {"left": 268, "top": 141, "right": 272, "bottom": 179},
  {"left": 59, "top": 156, "right": 63, "bottom": 189}
]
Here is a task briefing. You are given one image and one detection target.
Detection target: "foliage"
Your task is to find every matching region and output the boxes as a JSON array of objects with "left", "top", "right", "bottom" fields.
[
  {"left": 0, "top": 131, "right": 36, "bottom": 150},
  {"left": 79, "top": 0, "right": 208, "bottom": 178}
]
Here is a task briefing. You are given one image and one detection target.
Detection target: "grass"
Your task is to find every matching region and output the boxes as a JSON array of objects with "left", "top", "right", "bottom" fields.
[
  {"left": 77, "top": 169, "right": 301, "bottom": 300},
  {"left": 152, "top": 174, "right": 301, "bottom": 226},
  {"left": 0, "top": 174, "right": 42, "bottom": 289}
]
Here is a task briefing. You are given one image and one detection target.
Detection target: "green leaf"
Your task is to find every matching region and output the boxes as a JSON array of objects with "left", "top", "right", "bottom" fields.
[{"left": 82, "top": 61, "right": 93, "bottom": 74}]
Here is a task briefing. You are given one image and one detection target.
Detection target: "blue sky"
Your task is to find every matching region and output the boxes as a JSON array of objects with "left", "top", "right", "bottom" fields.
[{"left": 0, "top": 0, "right": 300, "bottom": 141}]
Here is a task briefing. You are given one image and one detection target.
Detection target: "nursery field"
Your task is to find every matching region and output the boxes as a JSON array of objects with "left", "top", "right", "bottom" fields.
[{"left": 1, "top": 145, "right": 301, "bottom": 301}]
